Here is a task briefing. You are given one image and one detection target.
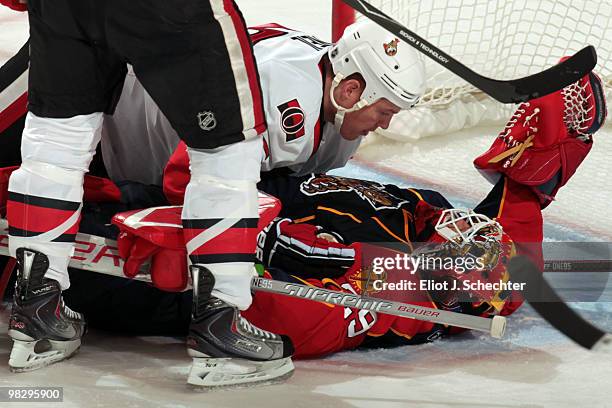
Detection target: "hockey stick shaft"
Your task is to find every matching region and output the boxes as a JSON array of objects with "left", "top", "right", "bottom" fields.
[
  {"left": 0, "top": 219, "right": 505, "bottom": 338},
  {"left": 341, "top": 0, "right": 597, "bottom": 103},
  {"left": 252, "top": 276, "right": 506, "bottom": 337},
  {"left": 508, "top": 256, "right": 610, "bottom": 350},
  {"left": 544, "top": 259, "right": 612, "bottom": 273}
]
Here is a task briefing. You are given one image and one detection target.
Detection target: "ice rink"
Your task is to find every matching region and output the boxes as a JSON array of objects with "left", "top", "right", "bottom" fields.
[{"left": 1, "top": 2, "right": 611, "bottom": 407}]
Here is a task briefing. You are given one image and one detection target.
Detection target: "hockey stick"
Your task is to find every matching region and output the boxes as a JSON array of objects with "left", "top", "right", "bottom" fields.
[
  {"left": 508, "top": 256, "right": 611, "bottom": 352},
  {"left": 252, "top": 276, "right": 506, "bottom": 338},
  {"left": 544, "top": 259, "right": 612, "bottom": 273},
  {"left": 341, "top": 0, "right": 597, "bottom": 103},
  {"left": 0, "top": 219, "right": 506, "bottom": 338}
]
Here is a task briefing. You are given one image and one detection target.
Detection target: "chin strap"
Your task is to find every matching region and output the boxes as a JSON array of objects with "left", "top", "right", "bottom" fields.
[{"left": 330, "top": 73, "right": 369, "bottom": 133}]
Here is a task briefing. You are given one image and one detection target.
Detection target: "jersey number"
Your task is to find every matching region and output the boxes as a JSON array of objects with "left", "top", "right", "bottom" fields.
[
  {"left": 345, "top": 308, "right": 377, "bottom": 337},
  {"left": 340, "top": 283, "right": 377, "bottom": 337}
]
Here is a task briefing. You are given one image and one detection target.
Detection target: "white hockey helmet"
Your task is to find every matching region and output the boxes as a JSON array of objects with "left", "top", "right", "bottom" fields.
[{"left": 328, "top": 19, "right": 426, "bottom": 129}]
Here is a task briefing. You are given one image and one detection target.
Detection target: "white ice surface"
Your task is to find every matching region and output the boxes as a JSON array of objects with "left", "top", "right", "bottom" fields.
[{"left": 1, "top": 3, "right": 611, "bottom": 408}]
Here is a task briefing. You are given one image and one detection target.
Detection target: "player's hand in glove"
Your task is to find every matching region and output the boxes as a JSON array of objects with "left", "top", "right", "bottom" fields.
[
  {"left": 111, "top": 192, "right": 282, "bottom": 291},
  {"left": 112, "top": 206, "right": 188, "bottom": 292},
  {"left": 256, "top": 217, "right": 356, "bottom": 279}
]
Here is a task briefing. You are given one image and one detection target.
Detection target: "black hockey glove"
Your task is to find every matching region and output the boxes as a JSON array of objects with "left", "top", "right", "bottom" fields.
[{"left": 256, "top": 217, "right": 356, "bottom": 279}]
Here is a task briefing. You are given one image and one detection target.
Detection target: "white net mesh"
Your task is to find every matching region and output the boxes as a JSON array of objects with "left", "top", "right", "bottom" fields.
[
  {"left": 562, "top": 79, "right": 599, "bottom": 139},
  {"left": 354, "top": 0, "right": 612, "bottom": 139}
]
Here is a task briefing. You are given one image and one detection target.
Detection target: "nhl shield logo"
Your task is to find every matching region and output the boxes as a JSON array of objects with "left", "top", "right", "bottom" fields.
[
  {"left": 197, "top": 111, "right": 217, "bottom": 131},
  {"left": 383, "top": 39, "right": 400, "bottom": 56}
]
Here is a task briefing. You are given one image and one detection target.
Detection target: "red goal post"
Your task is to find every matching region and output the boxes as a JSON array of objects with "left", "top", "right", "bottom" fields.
[{"left": 332, "top": 1, "right": 355, "bottom": 42}]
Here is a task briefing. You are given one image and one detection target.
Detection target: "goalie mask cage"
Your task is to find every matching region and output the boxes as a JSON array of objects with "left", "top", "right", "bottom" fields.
[{"left": 332, "top": 0, "right": 612, "bottom": 140}]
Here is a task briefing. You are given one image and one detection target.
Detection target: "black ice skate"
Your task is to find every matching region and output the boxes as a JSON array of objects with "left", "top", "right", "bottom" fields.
[
  {"left": 8, "top": 248, "right": 86, "bottom": 372},
  {"left": 186, "top": 265, "right": 294, "bottom": 390}
]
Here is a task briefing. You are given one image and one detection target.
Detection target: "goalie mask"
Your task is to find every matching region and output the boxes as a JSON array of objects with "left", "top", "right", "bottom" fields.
[
  {"left": 328, "top": 20, "right": 426, "bottom": 132},
  {"left": 435, "top": 208, "right": 504, "bottom": 269},
  {"left": 420, "top": 209, "right": 516, "bottom": 311}
]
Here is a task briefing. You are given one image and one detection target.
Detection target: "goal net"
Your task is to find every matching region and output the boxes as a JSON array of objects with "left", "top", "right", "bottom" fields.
[{"left": 332, "top": 0, "right": 612, "bottom": 140}]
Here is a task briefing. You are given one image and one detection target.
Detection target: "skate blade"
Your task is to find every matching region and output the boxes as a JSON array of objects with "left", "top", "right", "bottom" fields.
[
  {"left": 187, "top": 357, "right": 294, "bottom": 391},
  {"left": 8, "top": 338, "right": 81, "bottom": 373}
]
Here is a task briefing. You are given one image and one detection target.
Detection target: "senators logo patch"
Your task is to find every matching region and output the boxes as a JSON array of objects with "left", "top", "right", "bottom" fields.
[
  {"left": 277, "top": 99, "right": 305, "bottom": 141},
  {"left": 300, "top": 175, "right": 409, "bottom": 210}
]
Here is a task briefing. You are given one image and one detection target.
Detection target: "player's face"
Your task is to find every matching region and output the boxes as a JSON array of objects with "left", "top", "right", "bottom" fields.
[{"left": 341, "top": 99, "right": 401, "bottom": 140}]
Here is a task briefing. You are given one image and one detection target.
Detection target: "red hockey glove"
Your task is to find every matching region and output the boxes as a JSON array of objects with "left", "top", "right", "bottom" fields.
[
  {"left": 474, "top": 65, "right": 606, "bottom": 208},
  {"left": 256, "top": 217, "right": 356, "bottom": 279},
  {"left": 112, "top": 192, "right": 282, "bottom": 291},
  {"left": 113, "top": 206, "right": 188, "bottom": 292}
]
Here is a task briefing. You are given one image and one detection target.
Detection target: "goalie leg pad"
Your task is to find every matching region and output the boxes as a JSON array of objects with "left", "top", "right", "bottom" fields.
[{"left": 474, "top": 68, "right": 606, "bottom": 207}]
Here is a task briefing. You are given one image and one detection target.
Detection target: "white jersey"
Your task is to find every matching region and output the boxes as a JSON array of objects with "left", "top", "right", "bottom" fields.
[
  {"left": 251, "top": 25, "right": 363, "bottom": 175},
  {"left": 101, "top": 25, "right": 363, "bottom": 184}
]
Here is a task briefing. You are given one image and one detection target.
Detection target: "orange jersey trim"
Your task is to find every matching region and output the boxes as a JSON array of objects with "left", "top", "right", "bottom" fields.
[
  {"left": 371, "top": 216, "right": 412, "bottom": 251},
  {"left": 496, "top": 178, "right": 509, "bottom": 219},
  {"left": 293, "top": 215, "right": 316, "bottom": 224},
  {"left": 317, "top": 206, "right": 362, "bottom": 223}
]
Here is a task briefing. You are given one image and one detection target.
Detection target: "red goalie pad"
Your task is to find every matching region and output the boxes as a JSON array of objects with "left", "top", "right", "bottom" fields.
[{"left": 474, "top": 65, "right": 607, "bottom": 208}]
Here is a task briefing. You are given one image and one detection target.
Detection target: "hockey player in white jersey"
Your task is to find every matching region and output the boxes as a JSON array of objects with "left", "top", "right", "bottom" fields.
[
  {"left": 252, "top": 21, "right": 424, "bottom": 174},
  {"left": 103, "top": 21, "right": 427, "bottom": 188},
  {"left": 163, "top": 21, "right": 426, "bottom": 203},
  {"left": 0, "top": 18, "right": 426, "bottom": 389},
  {"left": 160, "top": 20, "right": 428, "bottom": 387}
]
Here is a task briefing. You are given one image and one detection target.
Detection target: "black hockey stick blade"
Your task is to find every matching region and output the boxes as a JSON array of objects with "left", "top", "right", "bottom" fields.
[
  {"left": 341, "top": 0, "right": 598, "bottom": 103},
  {"left": 508, "top": 256, "right": 611, "bottom": 351}
]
